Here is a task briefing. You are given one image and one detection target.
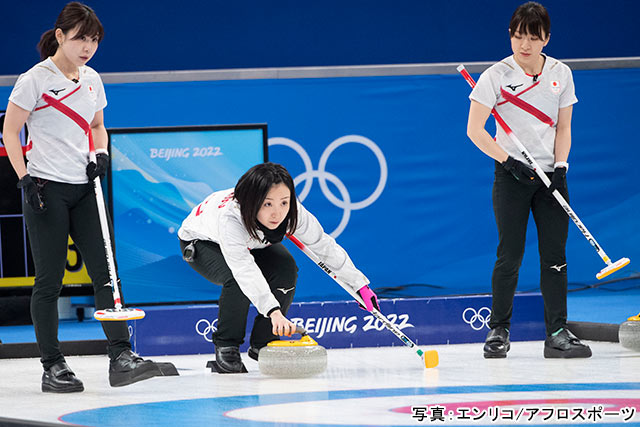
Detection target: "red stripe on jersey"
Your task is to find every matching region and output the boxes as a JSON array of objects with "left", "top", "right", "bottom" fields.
[
  {"left": 499, "top": 87, "right": 555, "bottom": 127},
  {"left": 41, "top": 93, "right": 95, "bottom": 152},
  {"left": 35, "top": 86, "right": 82, "bottom": 111},
  {"left": 497, "top": 81, "right": 540, "bottom": 106}
]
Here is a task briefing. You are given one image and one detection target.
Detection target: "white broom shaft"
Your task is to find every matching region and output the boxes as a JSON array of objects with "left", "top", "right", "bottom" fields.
[
  {"left": 457, "top": 65, "right": 612, "bottom": 266},
  {"left": 92, "top": 176, "right": 123, "bottom": 309},
  {"left": 90, "top": 151, "right": 146, "bottom": 320},
  {"left": 287, "top": 235, "right": 422, "bottom": 353},
  {"left": 295, "top": 239, "right": 362, "bottom": 303},
  {"left": 502, "top": 126, "right": 611, "bottom": 264}
]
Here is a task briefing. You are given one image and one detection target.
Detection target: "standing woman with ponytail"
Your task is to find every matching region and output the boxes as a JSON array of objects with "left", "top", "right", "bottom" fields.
[{"left": 2, "top": 2, "right": 167, "bottom": 392}]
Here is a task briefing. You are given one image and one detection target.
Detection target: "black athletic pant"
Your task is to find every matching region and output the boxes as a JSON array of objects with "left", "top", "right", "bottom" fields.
[
  {"left": 489, "top": 162, "right": 569, "bottom": 336},
  {"left": 24, "top": 180, "right": 131, "bottom": 369},
  {"left": 180, "top": 239, "right": 298, "bottom": 349}
]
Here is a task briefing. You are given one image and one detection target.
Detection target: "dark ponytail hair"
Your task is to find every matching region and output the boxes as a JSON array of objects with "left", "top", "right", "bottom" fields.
[
  {"left": 234, "top": 162, "right": 299, "bottom": 240},
  {"left": 37, "top": 2, "right": 104, "bottom": 60}
]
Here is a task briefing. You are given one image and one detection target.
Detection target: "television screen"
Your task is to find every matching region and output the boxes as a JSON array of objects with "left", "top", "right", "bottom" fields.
[{"left": 108, "top": 124, "right": 267, "bottom": 304}]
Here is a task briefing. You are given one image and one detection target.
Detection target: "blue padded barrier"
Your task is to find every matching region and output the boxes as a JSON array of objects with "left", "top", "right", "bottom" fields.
[{"left": 129, "top": 293, "right": 544, "bottom": 356}]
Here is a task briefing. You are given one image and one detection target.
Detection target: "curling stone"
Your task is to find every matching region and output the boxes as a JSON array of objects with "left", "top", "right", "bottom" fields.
[
  {"left": 619, "top": 313, "right": 640, "bottom": 351},
  {"left": 258, "top": 326, "right": 327, "bottom": 378}
]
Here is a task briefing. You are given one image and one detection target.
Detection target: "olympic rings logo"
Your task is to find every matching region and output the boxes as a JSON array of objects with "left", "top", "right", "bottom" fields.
[
  {"left": 462, "top": 307, "right": 491, "bottom": 331},
  {"left": 195, "top": 318, "right": 218, "bottom": 342},
  {"left": 269, "top": 135, "right": 388, "bottom": 237}
]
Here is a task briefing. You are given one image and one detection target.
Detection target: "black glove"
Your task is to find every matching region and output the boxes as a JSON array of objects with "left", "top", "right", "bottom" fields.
[
  {"left": 17, "top": 174, "right": 46, "bottom": 213},
  {"left": 502, "top": 156, "right": 538, "bottom": 184},
  {"left": 547, "top": 166, "right": 567, "bottom": 194},
  {"left": 86, "top": 152, "right": 109, "bottom": 180}
]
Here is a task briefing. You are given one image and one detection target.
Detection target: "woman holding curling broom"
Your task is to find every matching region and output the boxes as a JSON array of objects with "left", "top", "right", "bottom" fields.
[
  {"left": 178, "top": 162, "right": 380, "bottom": 373},
  {"left": 465, "top": 1, "right": 591, "bottom": 359},
  {"left": 2, "top": 2, "right": 172, "bottom": 392}
]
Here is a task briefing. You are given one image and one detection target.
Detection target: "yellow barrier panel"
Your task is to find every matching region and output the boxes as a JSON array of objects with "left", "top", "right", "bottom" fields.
[{"left": 0, "top": 236, "right": 91, "bottom": 288}]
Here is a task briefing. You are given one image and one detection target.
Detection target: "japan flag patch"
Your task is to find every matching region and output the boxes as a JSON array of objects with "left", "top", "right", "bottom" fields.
[
  {"left": 550, "top": 80, "right": 561, "bottom": 94},
  {"left": 88, "top": 85, "right": 97, "bottom": 101}
]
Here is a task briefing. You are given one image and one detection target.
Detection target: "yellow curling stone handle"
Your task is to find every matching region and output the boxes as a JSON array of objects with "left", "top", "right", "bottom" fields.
[{"left": 267, "top": 326, "right": 319, "bottom": 347}]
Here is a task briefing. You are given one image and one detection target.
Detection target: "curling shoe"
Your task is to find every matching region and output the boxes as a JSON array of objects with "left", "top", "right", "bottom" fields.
[
  {"left": 210, "top": 346, "right": 248, "bottom": 373},
  {"left": 248, "top": 346, "right": 261, "bottom": 362},
  {"left": 544, "top": 328, "right": 592, "bottom": 358},
  {"left": 483, "top": 326, "right": 510, "bottom": 359},
  {"left": 109, "top": 349, "right": 158, "bottom": 387},
  {"left": 42, "top": 361, "right": 84, "bottom": 393}
]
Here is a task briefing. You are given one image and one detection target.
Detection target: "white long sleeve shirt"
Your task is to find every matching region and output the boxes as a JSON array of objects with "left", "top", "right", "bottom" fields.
[{"left": 178, "top": 188, "right": 369, "bottom": 316}]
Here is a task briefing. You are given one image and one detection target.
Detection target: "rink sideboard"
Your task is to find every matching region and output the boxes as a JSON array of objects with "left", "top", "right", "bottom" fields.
[{"left": 129, "top": 293, "right": 544, "bottom": 356}]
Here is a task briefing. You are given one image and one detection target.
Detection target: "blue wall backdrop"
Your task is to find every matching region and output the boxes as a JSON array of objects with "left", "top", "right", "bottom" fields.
[
  {"left": 1, "top": 1, "right": 638, "bottom": 303},
  {"left": 3, "top": 68, "right": 637, "bottom": 303},
  {"left": 1, "top": 0, "right": 639, "bottom": 75},
  {"left": 109, "top": 127, "right": 267, "bottom": 304}
]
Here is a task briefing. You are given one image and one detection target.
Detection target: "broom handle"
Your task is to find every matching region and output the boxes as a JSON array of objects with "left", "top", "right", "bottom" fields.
[
  {"left": 287, "top": 234, "right": 425, "bottom": 357},
  {"left": 457, "top": 64, "right": 614, "bottom": 267},
  {"left": 89, "top": 152, "right": 123, "bottom": 310}
]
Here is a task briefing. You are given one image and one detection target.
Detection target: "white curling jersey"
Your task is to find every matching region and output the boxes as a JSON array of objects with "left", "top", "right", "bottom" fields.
[
  {"left": 178, "top": 188, "right": 370, "bottom": 316},
  {"left": 470, "top": 54, "right": 577, "bottom": 172},
  {"left": 8, "top": 57, "right": 107, "bottom": 183}
]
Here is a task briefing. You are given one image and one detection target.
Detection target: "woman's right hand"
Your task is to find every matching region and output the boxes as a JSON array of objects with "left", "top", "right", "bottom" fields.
[
  {"left": 17, "top": 174, "right": 46, "bottom": 213},
  {"left": 269, "top": 309, "right": 295, "bottom": 337}
]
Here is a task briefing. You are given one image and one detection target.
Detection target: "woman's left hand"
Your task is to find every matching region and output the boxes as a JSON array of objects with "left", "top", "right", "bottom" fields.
[
  {"left": 547, "top": 166, "right": 567, "bottom": 194},
  {"left": 86, "top": 152, "right": 109, "bottom": 180}
]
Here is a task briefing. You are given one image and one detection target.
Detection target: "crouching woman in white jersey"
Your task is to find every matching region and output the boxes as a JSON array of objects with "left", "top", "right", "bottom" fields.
[{"left": 178, "top": 162, "right": 379, "bottom": 373}]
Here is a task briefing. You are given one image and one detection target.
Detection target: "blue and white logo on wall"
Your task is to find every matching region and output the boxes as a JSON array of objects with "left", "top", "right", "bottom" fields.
[
  {"left": 195, "top": 318, "right": 218, "bottom": 343},
  {"left": 109, "top": 126, "right": 266, "bottom": 304},
  {"left": 269, "top": 135, "right": 387, "bottom": 237},
  {"left": 462, "top": 307, "right": 491, "bottom": 331}
]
